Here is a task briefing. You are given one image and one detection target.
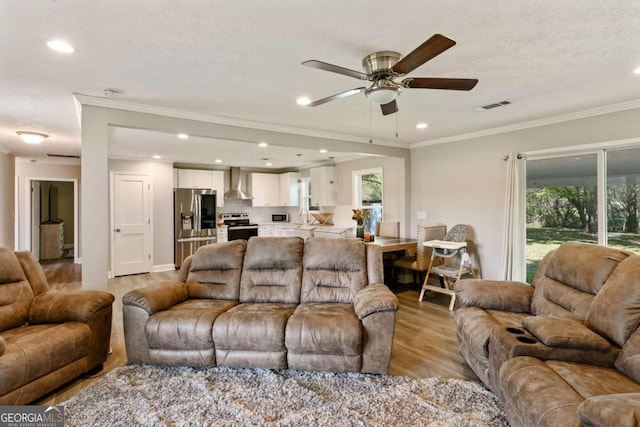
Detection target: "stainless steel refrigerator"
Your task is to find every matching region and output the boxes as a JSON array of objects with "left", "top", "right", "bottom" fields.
[{"left": 174, "top": 188, "right": 217, "bottom": 268}]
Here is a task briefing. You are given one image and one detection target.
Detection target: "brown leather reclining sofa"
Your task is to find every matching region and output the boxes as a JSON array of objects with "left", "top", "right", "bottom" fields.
[
  {"left": 123, "top": 236, "right": 399, "bottom": 374},
  {"left": 454, "top": 242, "right": 640, "bottom": 427},
  {"left": 0, "top": 247, "right": 114, "bottom": 404}
]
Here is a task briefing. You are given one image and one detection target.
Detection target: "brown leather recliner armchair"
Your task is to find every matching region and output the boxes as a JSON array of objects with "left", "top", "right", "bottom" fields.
[{"left": 0, "top": 247, "right": 114, "bottom": 404}]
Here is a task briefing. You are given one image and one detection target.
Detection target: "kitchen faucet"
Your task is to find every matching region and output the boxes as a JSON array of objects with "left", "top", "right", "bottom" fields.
[{"left": 299, "top": 208, "right": 310, "bottom": 224}]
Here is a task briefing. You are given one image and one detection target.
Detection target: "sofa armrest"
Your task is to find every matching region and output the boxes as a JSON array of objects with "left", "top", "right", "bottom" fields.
[
  {"left": 455, "top": 279, "right": 533, "bottom": 312},
  {"left": 28, "top": 290, "right": 114, "bottom": 324},
  {"left": 122, "top": 281, "right": 188, "bottom": 315},
  {"left": 522, "top": 316, "right": 611, "bottom": 350},
  {"left": 354, "top": 283, "right": 398, "bottom": 320},
  {"left": 579, "top": 393, "right": 640, "bottom": 427}
]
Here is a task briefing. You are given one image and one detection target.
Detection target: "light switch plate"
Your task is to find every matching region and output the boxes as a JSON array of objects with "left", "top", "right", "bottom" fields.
[{"left": 417, "top": 211, "right": 426, "bottom": 220}]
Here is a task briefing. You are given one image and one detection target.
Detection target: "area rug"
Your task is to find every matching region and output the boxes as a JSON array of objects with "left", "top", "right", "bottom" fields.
[{"left": 62, "top": 365, "right": 509, "bottom": 426}]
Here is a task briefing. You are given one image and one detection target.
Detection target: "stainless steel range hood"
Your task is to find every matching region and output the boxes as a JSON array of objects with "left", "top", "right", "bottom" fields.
[{"left": 223, "top": 167, "right": 253, "bottom": 200}]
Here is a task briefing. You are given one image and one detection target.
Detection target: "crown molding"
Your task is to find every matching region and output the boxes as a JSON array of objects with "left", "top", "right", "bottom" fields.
[
  {"left": 73, "top": 94, "right": 406, "bottom": 148},
  {"left": 410, "top": 98, "right": 640, "bottom": 149}
]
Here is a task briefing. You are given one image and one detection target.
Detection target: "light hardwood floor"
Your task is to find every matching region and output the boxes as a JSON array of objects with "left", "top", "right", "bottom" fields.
[{"left": 36, "top": 259, "right": 477, "bottom": 405}]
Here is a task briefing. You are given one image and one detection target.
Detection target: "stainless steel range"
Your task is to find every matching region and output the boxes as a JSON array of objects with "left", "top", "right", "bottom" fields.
[{"left": 222, "top": 213, "right": 258, "bottom": 241}]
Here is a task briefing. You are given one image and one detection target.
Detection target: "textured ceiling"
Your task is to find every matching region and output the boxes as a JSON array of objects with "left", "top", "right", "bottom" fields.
[{"left": 1, "top": 0, "right": 640, "bottom": 167}]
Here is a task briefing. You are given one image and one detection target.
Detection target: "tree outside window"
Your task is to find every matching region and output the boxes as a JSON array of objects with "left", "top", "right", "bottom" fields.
[{"left": 354, "top": 169, "right": 383, "bottom": 234}]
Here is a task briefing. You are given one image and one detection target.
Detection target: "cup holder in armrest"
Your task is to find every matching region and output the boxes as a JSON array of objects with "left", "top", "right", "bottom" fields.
[
  {"left": 516, "top": 336, "right": 537, "bottom": 344},
  {"left": 506, "top": 327, "right": 525, "bottom": 335}
]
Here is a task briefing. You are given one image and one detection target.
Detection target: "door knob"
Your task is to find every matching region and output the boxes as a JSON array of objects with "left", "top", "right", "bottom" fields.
[{"left": 115, "top": 228, "right": 121, "bottom": 232}]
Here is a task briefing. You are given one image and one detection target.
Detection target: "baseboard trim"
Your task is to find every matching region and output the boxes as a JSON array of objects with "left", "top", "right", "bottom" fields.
[{"left": 153, "top": 263, "right": 176, "bottom": 273}]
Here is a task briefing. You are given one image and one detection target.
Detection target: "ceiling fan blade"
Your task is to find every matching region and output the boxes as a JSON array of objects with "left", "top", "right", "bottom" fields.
[
  {"left": 307, "top": 87, "right": 366, "bottom": 107},
  {"left": 402, "top": 77, "right": 478, "bottom": 91},
  {"left": 302, "top": 60, "right": 368, "bottom": 80},
  {"left": 380, "top": 100, "right": 398, "bottom": 116},
  {"left": 392, "top": 34, "right": 456, "bottom": 75}
]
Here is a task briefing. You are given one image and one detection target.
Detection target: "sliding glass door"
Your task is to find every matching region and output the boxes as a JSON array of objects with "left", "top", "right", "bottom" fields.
[
  {"left": 526, "top": 154, "right": 598, "bottom": 281},
  {"left": 607, "top": 147, "right": 640, "bottom": 253}
]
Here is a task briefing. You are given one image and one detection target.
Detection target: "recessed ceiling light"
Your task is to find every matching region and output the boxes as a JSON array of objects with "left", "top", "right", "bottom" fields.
[
  {"left": 319, "top": 149, "right": 328, "bottom": 153},
  {"left": 296, "top": 97, "right": 311, "bottom": 106},
  {"left": 266, "top": 162, "right": 272, "bottom": 166},
  {"left": 177, "top": 133, "right": 189, "bottom": 139},
  {"left": 16, "top": 131, "right": 49, "bottom": 144},
  {"left": 152, "top": 154, "right": 161, "bottom": 159},
  {"left": 634, "top": 66, "right": 640, "bottom": 75},
  {"left": 416, "top": 122, "right": 428, "bottom": 129},
  {"left": 215, "top": 159, "right": 222, "bottom": 163},
  {"left": 46, "top": 39, "right": 74, "bottom": 53},
  {"left": 258, "top": 142, "right": 268, "bottom": 148}
]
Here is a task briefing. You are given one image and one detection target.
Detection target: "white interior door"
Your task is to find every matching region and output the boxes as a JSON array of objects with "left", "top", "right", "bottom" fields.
[
  {"left": 113, "top": 174, "right": 151, "bottom": 276},
  {"left": 31, "top": 181, "right": 40, "bottom": 258}
]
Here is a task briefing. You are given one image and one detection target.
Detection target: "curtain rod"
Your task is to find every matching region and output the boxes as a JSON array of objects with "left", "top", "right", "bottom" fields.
[{"left": 502, "top": 153, "right": 523, "bottom": 161}]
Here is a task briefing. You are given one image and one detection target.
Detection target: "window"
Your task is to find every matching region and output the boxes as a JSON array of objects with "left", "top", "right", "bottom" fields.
[
  {"left": 353, "top": 168, "right": 383, "bottom": 234},
  {"left": 524, "top": 145, "right": 640, "bottom": 282},
  {"left": 299, "top": 177, "right": 318, "bottom": 211}
]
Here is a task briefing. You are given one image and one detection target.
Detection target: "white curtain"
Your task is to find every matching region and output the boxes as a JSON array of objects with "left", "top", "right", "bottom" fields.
[{"left": 499, "top": 153, "right": 526, "bottom": 281}]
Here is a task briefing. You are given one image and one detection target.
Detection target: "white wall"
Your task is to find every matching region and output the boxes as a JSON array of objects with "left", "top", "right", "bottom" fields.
[
  {"left": 108, "top": 159, "right": 174, "bottom": 269},
  {"left": 14, "top": 160, "right": 80, "bottom": 254},
  {"left": 0, "top": 153, "right": 15, "bottom": 248},
  {"left": 411, "top": 106, "right": 640, "bottom": 280}
]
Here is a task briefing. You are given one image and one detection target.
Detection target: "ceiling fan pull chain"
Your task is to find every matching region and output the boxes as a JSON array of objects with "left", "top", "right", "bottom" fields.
[
  {"left": 369, "top": 100, "right": 373, "bottom": 143},
  {"left": 395, "top": 113, "right": 398, "bottom": 138}
]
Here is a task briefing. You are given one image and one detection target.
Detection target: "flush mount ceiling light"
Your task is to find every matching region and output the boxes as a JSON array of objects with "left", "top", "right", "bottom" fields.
[
  {"left": 364, "top": 80, "right": 402, "bottom": 105},
  {"left": 46, "top": 39, "right": 74, "bottom": 53},
  {"left": 296, "top": 96, "right": 311, "bottom": 106},
  {"left": 17, "top": 131, "right": 49, "bottom": 144},
  {"left": 177, "top": 133, "right": 189, "bottom": 139},
  {"left": 416, "top": 122, "right": 428, "bottom": 129}
]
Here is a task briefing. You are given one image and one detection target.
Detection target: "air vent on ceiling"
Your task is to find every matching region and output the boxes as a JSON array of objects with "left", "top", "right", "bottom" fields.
[
  {"left": 474, "top": 100, "right": 511, "bottom": 111},
  {"left": 46, "top": 153, "right": 80, "bottom": 159}
]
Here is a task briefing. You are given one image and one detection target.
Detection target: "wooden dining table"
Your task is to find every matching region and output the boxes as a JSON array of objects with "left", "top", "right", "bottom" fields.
[{"left": 366, "top": 236, "right": 418, "bottom": 253}]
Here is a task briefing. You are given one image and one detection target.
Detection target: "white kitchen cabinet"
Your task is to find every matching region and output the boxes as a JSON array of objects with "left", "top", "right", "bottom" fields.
[
  {"left": 310, "top": 166, "right": 336, "bottom": 207},
  {"left": 250, "top": 173, "right": 280, "bottom": 207},
  {"left": 279, "top": 172, "right": 299, "bottom": 207},
  {"left": 274, "top": 225, "right": 291, "bottom": 236},
  {"left": 216, "top": 226, "right": 228, "bottom": 243},
  {"left": 258, "top": 225, "right": 273, "bottom": 236},
  {"left": 211, "top": 170, "right": 225, "bottom": 207},
  {"left": 177, "top": 169, "right": 212, "bottom": 189}
]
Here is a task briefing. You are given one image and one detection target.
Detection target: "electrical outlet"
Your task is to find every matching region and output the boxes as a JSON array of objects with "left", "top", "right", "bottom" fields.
[{"left": 417, "top": 211, "right": 426, "bottom": 220}]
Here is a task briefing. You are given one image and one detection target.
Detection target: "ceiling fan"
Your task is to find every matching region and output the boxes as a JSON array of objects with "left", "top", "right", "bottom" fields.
[{"left": 301, "top": 34, "right": 478, "bottom": 115}]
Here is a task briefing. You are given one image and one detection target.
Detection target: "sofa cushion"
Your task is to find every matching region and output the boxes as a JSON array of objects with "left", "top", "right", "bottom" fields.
[
  {"left": 543, "top": 242, "right": 630, "bottom": 295},
  {"left": 616, "top": 326, "right": 640, "bottom": 383},
  {"left": 499, "top": 357, "right": 640, "bottom": 427},
  {"left": 578, "top": 393, "right": 640, "bottom": 427},
  {"left": 14, "top": 250, "right": 49, "bottom": 296},
  {"left": 186, "top": 240, "right": 247, "bottom": 300},
  {"left": 0, "top": 247, "right": 33, "bottom": 331},
  {"left": 146, "top": 299, "right": 237, "bottom": 350},
  {"left": 301, "top": 238, "right": 368, "bottom": 304},
  {"left": 239, "top": 237, "right": 304, "bottom": 304},
  {"left": 0, "top": 323, "right": 90, "bottom": 396},
  {"left": 213, "top": 303, "right": 297, "bottom": 351},
  {"left": 587, "top": 255, "right": 640, "bottom": 347},
  {"left": 522, "top": 316, "right": 611, "bottom": 350},
  {"left": 285, "top": 303, "right": 361, "bottom": 355}
]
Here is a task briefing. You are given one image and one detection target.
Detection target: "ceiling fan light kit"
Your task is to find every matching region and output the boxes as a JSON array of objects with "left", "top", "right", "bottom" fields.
[{"left": 301, "top": 34, "right": 478, "bottom": 116}]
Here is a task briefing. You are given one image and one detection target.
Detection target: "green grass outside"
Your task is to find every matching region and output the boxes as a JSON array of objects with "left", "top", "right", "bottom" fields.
[{"left": 526, "top": 227, "right": 640, "bottom": 282}]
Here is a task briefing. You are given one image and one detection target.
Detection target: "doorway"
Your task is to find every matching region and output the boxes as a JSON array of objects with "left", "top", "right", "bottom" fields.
[{"left": 27, "top": 178, "right": 79, "bottom": 264}]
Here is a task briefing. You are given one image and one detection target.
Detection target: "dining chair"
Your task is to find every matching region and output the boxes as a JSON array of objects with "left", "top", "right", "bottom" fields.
[
  {"left": 393, "top": 224, "right": 447, "bottom": 286},
  {"left": 375, "top": 221, "right": 400, "bottom": 238}
]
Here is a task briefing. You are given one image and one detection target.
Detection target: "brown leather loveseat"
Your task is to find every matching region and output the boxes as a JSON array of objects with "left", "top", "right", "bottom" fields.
[
  {"left": 0, "top": 247, "right": 114, "bottom": 404},
  {"left": 454, "top": 242, "right": 640, "bottom": 426},
  {"left": 123, "top": 237, "right": 398, "bottom": 374}
]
